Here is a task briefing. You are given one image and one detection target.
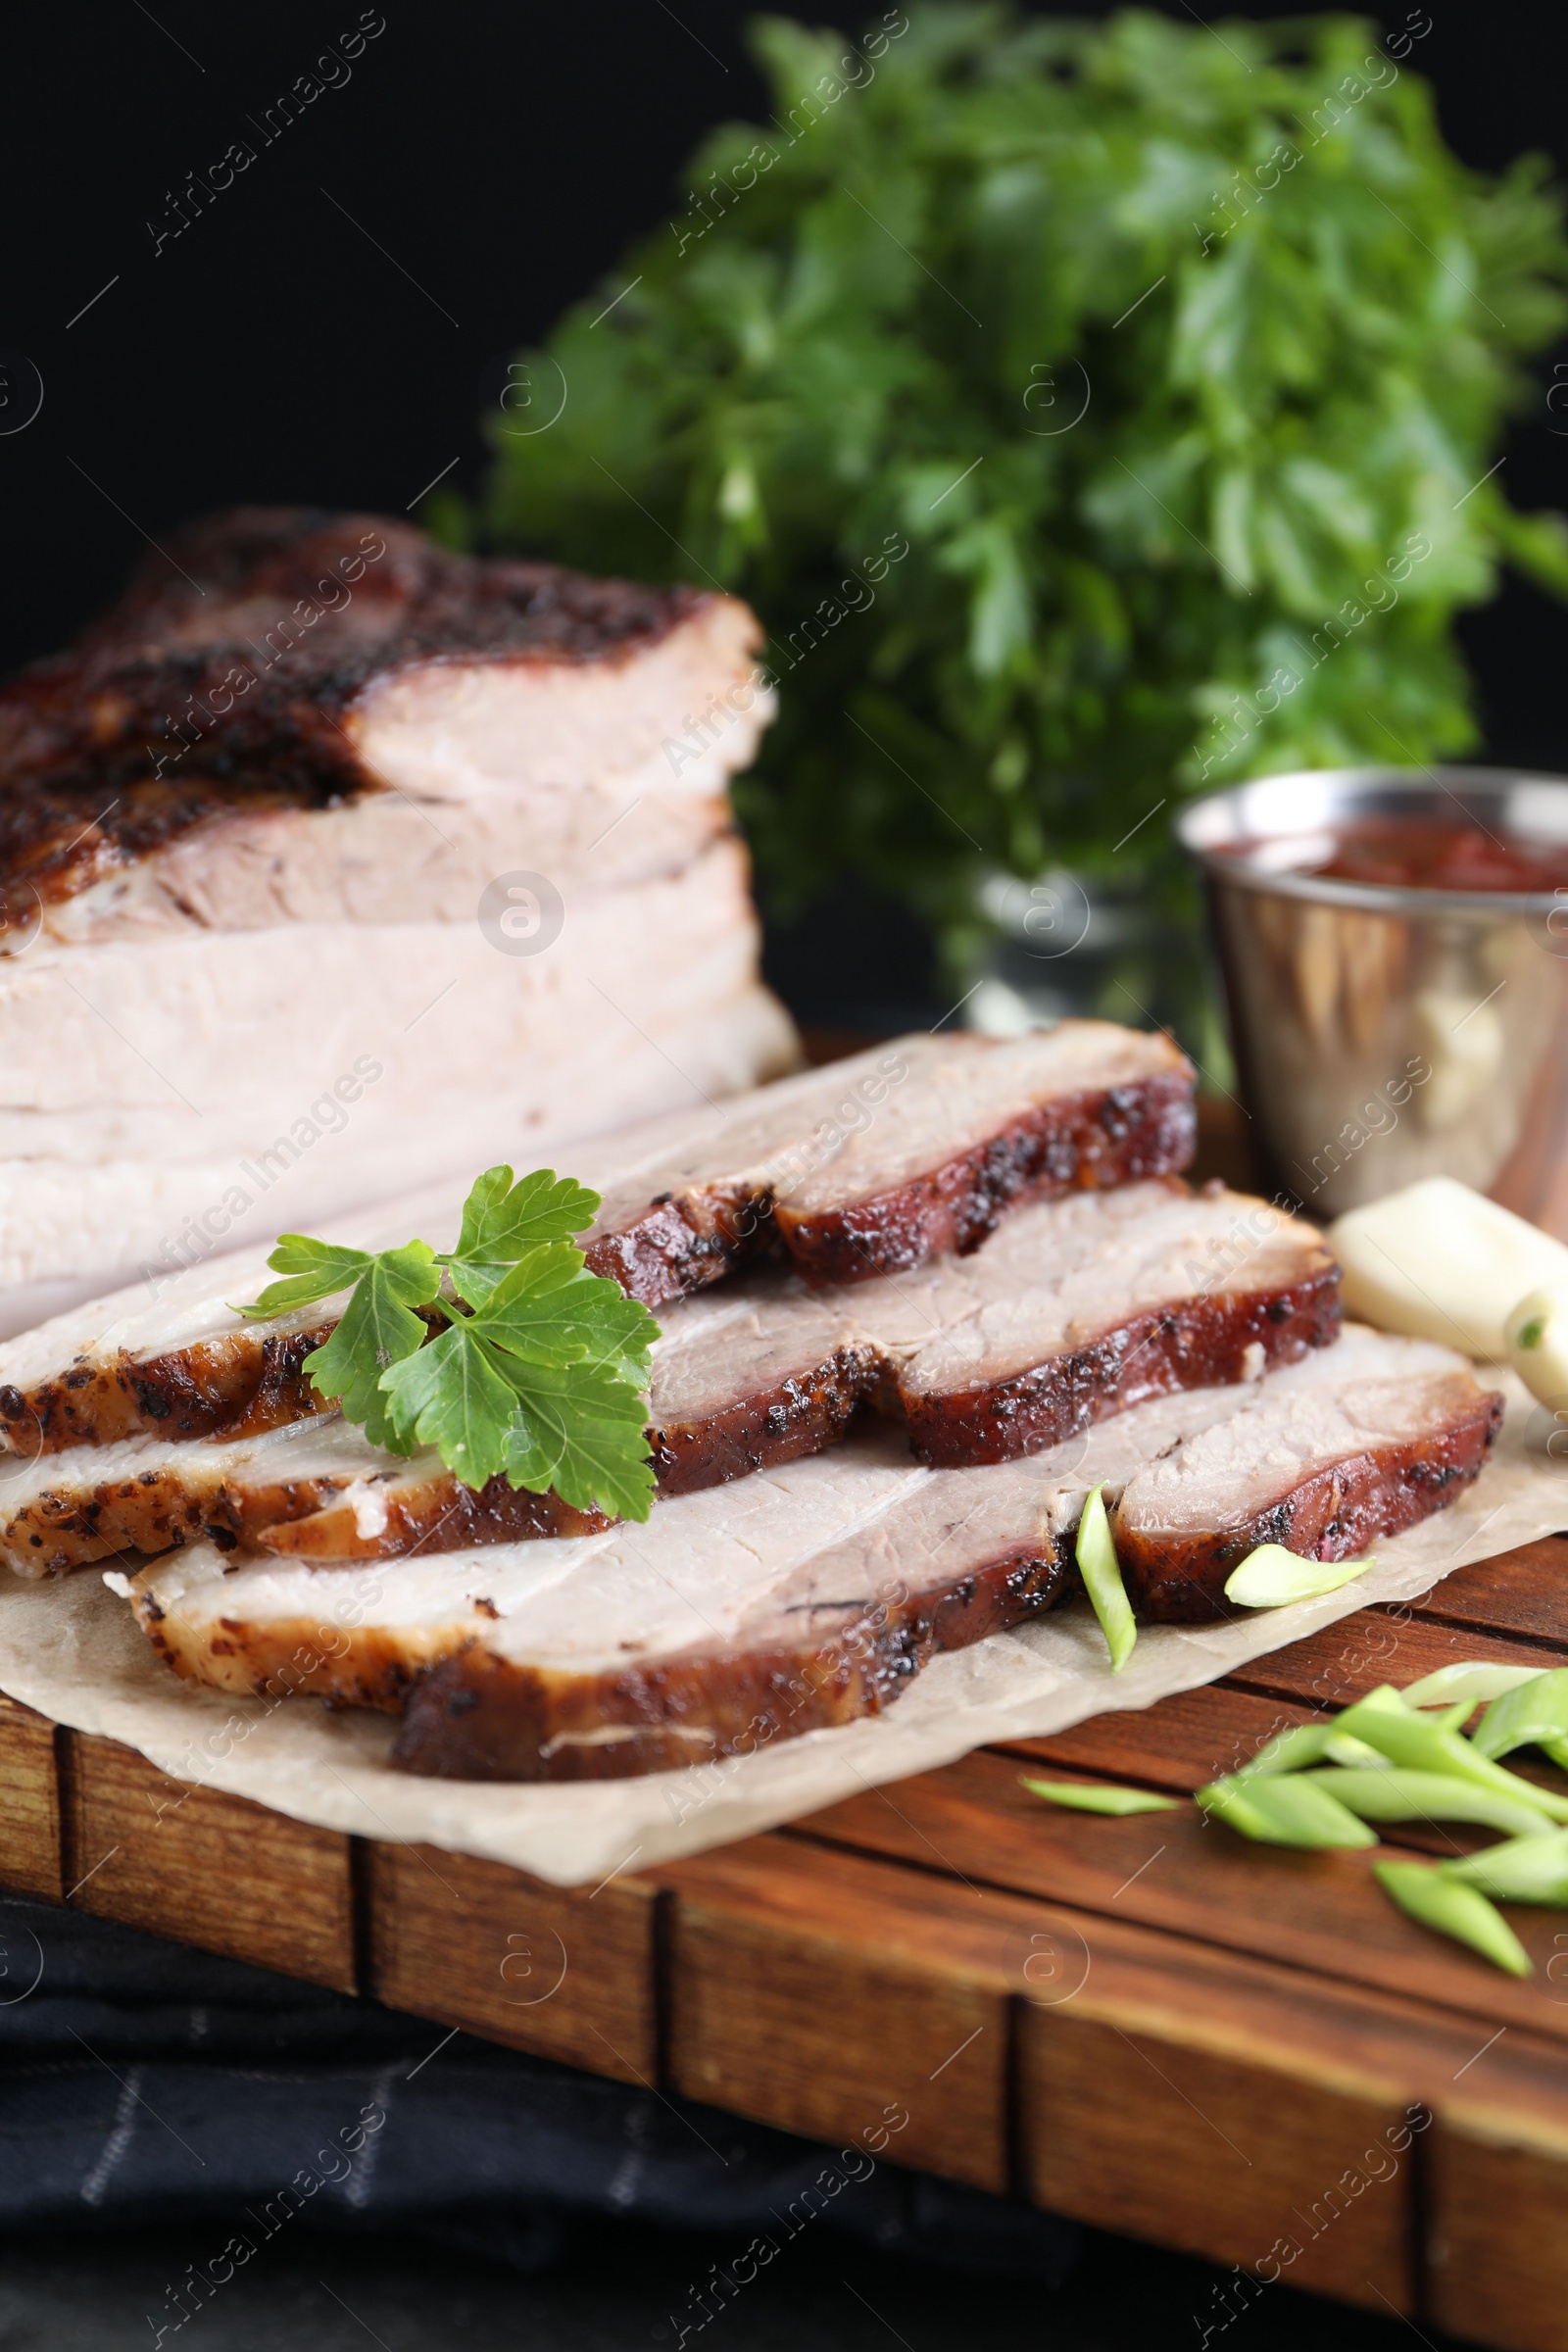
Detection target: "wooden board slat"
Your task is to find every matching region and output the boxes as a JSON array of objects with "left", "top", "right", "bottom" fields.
[
  {"left": 367, "top": 1841, "right": 659, "bottom": 2082},
  {"left": 791, "top": 1745, "right": 1568, "bottom": 2040},
  {"left": 1000, "top": 1682, "right": 1318, "bottom": 1788},
  {"left": 0, "top": 1694, "right": 62, "bottom": 1901},
  {"left": 1428, "top": 2063, "right": 1568, "bottom": 2352},
  {"left": 660, "top": 1836, "right": 1016, "bottom": 2192},
  {"left": 61, "top": 1735, "right": 356, "bottom": 1990},
  {"left": 1022, "top": 1913, "right": 1568, "bottom": 2327},
  {"left": 1403, "top": 1536, "right": 1568, "bottom": 1646}
]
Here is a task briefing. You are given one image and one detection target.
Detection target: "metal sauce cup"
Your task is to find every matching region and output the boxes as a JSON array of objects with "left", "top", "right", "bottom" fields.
[{"left": 1176, "top": 768, "right": 1568, "bottom": 1237}]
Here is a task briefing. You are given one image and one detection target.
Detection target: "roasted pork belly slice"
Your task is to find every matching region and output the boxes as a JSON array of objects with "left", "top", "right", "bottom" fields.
[
  {"left": 0, "top": 1415, "right": 606, "bottom": 1578},
  {"left": 0, "top": 509, "right": 772, "bottom": 947},
  {"left": 395, "top": 1453, "right": 1090, "bottom": 1781},
  {"left": 2, "top": 1417, "right": 390, "bottom": 1577},
  {"left": 771, "top": 1023, "right": 1195, "bottom": 1282},
  {"left": 122, "top": 1442, "right": 926, "bottom": 1716},
  {"left": 1108, "top": 1327, "right": 1504, "bottom": 1624},
  {"left": 118, "top": 1392, "right": 1246, "bottom": 1773},
  {"left": 579, "top": 1020, "right": 1195, "bottom": 1302},
  {"left": 893, "top": 1186, "right": 1339, "bottom": 1462}
]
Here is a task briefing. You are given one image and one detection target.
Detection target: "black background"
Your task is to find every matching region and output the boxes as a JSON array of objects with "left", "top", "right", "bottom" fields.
[{"left": 4, "top": 1, "right": 1564, "bottom": 761}]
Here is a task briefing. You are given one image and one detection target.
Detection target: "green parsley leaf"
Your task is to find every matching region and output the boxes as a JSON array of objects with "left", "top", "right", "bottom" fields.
[
  {"left": 472, "top": 1248, "right": 659, "bottom": 1385},
  {"left": 444, "top": 1164, "right": 601, "bottom": 1266},
  {"left": 237, "top": 1238, "right": 374, "bottom": 1320},
  {"left": 378, "top": 1316, "right": 521, "bottom": 1487},
  {"left": 299, "top": 1244, "right": 441, "bottom": 1451},
  {"left": 492, "top": 1354, "right": 657, "bottom": 1523},
  {"left": 379, "top": 1321, "right": 657, "bottom": 1521}
]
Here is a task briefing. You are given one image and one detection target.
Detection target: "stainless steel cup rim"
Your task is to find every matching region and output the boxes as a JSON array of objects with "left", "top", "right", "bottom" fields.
[{"left": 1175, "top": 765, "right": 1568, "bottom": 915}]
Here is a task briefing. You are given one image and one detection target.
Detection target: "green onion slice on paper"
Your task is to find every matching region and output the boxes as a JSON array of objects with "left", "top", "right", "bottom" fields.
[
  {"left": 1223, "top": 1543, "right": 1376, "bottom": 1609},
  {"left": 1076, "top": 1484, "right": 1136, "bottom": 1674}
]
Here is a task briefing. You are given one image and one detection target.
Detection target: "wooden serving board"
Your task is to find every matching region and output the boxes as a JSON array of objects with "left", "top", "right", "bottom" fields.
[{"left": 5, "top": 1540, "right": 1568, "bottom": 2350}]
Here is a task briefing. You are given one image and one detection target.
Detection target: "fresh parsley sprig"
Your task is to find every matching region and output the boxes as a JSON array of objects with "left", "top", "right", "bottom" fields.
[{"left": 237, "top": 1166, "right": 660, "bottom": 1522}]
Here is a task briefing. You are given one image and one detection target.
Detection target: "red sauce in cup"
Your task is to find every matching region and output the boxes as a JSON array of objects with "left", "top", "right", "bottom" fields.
[{"left": 1229, "top": 817, "right": 1568, "bottom": 893}]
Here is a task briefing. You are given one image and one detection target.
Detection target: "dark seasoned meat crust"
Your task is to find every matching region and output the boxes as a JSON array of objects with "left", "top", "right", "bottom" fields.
[{"left": 0, "top": 507, "right": 711, "bottom": 909}]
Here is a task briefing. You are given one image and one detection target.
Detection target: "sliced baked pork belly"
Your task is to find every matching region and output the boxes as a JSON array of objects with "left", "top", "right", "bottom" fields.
[
  {"left": 576, "top": 1019, "right": 1195, "bottom": 1303},
  {"left": 1, "top": 1173, "right": 1328, "bottom": 1575},
  {"left": 0, "top": 1413, "right": 609, "bottom": 1578},
  {"left": 4, "top": 1179, "right": 1329, "bottom": 1573},
  {"left": 1109, "top": 1326, "right": 1504, "bottom": 1624},
  {"left": 0, "top": 1023, "right": 1197, "bottom": 1453},
  {"left": 894, "top": 1183, "right": 1339, "bottom": 1463},
  {"left": 769, "top": 1022, "right": 1195, "bottom": 1283},
  {"left": 0, "top": 508, "right": 798, "bottom": 1322},
  {"left": 116, "top": 1389, "right": 1248, "bottom": 1775}
]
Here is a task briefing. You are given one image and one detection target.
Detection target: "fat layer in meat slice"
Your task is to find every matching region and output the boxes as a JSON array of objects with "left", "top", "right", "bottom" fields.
[
  {"left": 118, "top": 1390, "right": 1248, "bottom": 1772},
  {"left": 0, "top": 1023, "right": 1195, "bottom": 1448},
  {"left": 1108, "top": 1326, "right": 1504, "bottom": 1623},
  {"left": 0, "top": 510, "right": 772, "bottom": 949}
]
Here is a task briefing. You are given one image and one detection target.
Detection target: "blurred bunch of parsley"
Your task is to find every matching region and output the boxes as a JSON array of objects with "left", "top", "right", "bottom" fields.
[{"left": 466, "top": 7, "right": 1568, "bottom": 963}]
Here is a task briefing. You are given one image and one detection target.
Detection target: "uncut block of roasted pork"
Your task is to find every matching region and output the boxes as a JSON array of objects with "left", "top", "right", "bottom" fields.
[
  {"left": 114, "top": 1388, "right": 1252, "bottom": 1777},
  {"left": 1109, "top": 1326, "right": 1504, "bottom": 1623},
  {"left": 0, "top": 508, "right": 797, "bottom": 1325},
  {"left": 0, "top": 1023, "right": 1197, "bottom": 1460},
  {"left": 2, "top": 1178, "right": 1330, "bottom": 1575}
]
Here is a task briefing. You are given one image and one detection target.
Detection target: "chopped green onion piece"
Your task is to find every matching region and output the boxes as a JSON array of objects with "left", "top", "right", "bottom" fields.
[
  {"left": 1223, "top": 1543, "right": 1376, "bottom": 1609},
  {"left": 1400, "top": 1659, "right": 1547, "bottom": 1710},
  {"left": 1197, "top": 1773, "right": 1378, "bottom": 1849},
  {"left": 1374, "top": 1860, "right": 1533, "bottom": 1977},
  {"left": 1322, "top": 1730, "right": 1402, "bottom": 1768},
  {"left": 1300, "top": 1769, "right": 1555, "bottom": 1838},
  {"left": 1442, "top": 1830, "right": 1568, "bottom": 1906},
  {"left": 1473, "top": 1669, "right": 1568, "bottom": 1762},
  {"left": 1230, "top": 1721, "right": 1391, "bottom": 1778},
  {"left": 1076, "top": 1484, "right": 1136, "bottom": 1674},
  {"left": 1333, "top": 1688, "right": 1568, "bottom": 1823},
  {"left": 1020, "top": 1778, "right": 1180, "bottom": 1816},
  {"left": 1233, "top": 1720, "right": 1339, "bottom": 1779}
]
